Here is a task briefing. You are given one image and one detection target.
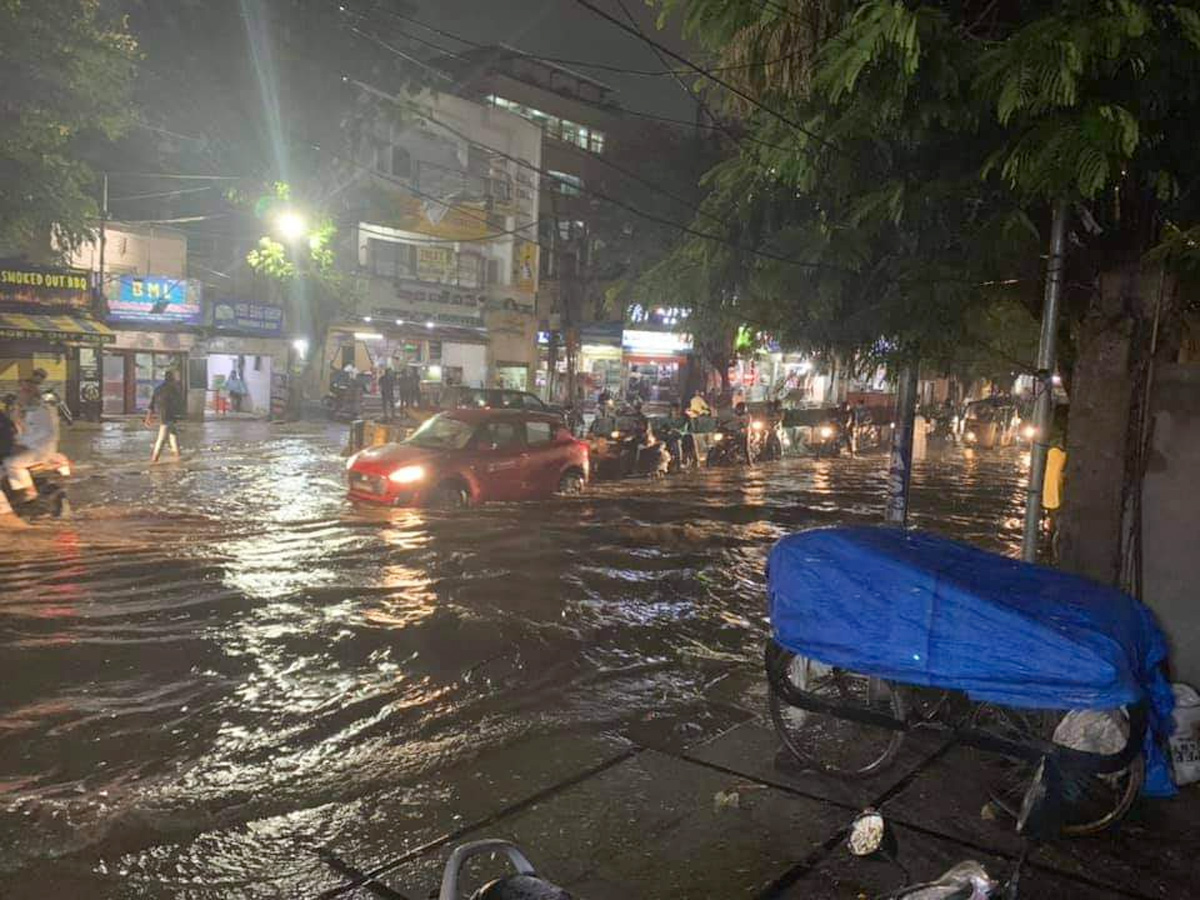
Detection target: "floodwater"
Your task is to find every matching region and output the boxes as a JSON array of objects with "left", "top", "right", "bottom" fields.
[{"left": 0, "top": 422, "right": 1028, "bottom": 897}]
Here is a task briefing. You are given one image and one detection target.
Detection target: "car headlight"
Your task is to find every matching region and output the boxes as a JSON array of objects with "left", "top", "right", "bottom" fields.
[
  {"left": 346, "top": 452, "right": 360, "bottom": 471},
  {"left": 610, "top": 430, "right": 621, "bottom": 439},
  {"left": 751, "top": 420, "right": 765, "bottom": 431},
  {"left": 818, "top": 425, "right": 834, "bottom": 439},
  {"left": 1021, "top": 423, "right": 1038, "bottom": 440},
  {"left": 388, "top": 464, "right": 426, "bottom": 484},
  {"left": 965, "top": 430, "right": 977, "bottom": 443},
  {"left": 712, "top": 432, "right": 725, "bottom": 442}
]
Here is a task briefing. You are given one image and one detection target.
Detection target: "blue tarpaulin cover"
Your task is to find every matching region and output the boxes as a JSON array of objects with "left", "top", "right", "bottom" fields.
[{"left": 767, "top": 527, "right": 1176, "bottom": 796}]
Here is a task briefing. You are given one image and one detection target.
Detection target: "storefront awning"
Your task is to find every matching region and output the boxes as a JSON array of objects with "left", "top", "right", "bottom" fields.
[{"left": 0, "top": 311, "right": 116, "bottom": 344}]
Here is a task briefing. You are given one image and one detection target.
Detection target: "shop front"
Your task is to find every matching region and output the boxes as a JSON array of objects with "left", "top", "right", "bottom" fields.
[
  {"left": 324, "top": 321, "right": 489, "bottom": 403},
  {"left": 622, "top": 328, "right": 693, "bottom": 406},
  {"left": 0, "top": 262, "right": 114, "bottom": 419},
  {"left": 484, "top": 295, "right": 538, "bottom": 391},
  {"left": 200, "top": 299, "right": 289, "bottom": 417},
  {"left": 100, "top": 275, "right": 204, "bottom": 415}
]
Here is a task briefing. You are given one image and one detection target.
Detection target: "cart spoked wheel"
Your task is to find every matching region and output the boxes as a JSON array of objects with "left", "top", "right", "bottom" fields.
[
  {"left": 767, "top": 646, "right": 906, "bottom": 778},
  {"left": 970, "top": 705, "right": 1144, "bottom": 836}
]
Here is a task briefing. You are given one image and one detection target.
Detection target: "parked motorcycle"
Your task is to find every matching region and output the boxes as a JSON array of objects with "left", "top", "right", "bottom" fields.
[
  {"left": 848, "top": 808, "right": 1019, "bottom": 899},
  {"left": 438, "top": 839, "right": 570, "bottom": 899}
]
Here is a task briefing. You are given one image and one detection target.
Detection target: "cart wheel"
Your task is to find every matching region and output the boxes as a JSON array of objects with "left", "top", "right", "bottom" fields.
[
  {"left": 766, "top": 646, "right": 906, "bottom": 778},
  {"left": 969, "top": 705, "right": 1143, "bottom": 836}
]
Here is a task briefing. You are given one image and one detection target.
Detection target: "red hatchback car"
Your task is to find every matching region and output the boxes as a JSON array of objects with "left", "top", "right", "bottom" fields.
[{"left": 347, "top": 408, "right": 589, "bottom": 507}]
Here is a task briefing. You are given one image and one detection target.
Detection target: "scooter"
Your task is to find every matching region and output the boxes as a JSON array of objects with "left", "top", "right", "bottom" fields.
[{"left": 1, "top": 396, "right": 72, "bottom": 521}]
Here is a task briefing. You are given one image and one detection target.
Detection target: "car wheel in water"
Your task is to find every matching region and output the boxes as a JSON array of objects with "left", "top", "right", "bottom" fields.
[
  {"left": 428, "top": 482, "right": 469, "bottom": 509},
  {"left": 557, "top": 471, "right": 585, "bottom": 495}
]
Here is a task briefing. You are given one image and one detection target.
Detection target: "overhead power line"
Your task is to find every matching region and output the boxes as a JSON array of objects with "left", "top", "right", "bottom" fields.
[
  {"left": 570, "top": 0, "right": 838, "bottom": 153},
  {"left": 347, "top": 78, "right": 845, "bottom": 273},
  {"left": 346, "top": 1, "right": 803, "bottom": 78},
  {"left": 109, "top": 185, "right": 216, "bottom": 202}
]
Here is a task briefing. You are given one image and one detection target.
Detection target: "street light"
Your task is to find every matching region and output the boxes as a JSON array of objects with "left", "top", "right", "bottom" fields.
[{"left": 275, "top": 210, "right": 308, "bottom": 242}]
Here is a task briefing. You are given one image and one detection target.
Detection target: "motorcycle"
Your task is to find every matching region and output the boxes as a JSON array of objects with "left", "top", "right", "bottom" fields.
[
  {"left": 438, "top": 839, "right": 570, "bottom": 899},
  {"left": 655, "top": 421, "right": 699, "bottom": 473},
  {"left": 588, "top": 415, "right": 669, "bottom": 479},
  {"left": 811, "top": 420, "right": 842, "bottom": 458},
  {"left": 705, "top": 419, "right": 752, "bottom": 467},
  {"left": 1, "top": 394, "right": 72, "bottom": 522},
  {"left": 848, "top": 808, "right": 1020, "bottom": 899},
  {"left": 753, "top": 416, "right": 783, "bottom": 461}
]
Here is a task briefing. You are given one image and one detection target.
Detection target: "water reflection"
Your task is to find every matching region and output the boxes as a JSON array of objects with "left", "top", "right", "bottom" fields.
[{"left": 0, "top": 422, "right": 1028, "bottom": 896}]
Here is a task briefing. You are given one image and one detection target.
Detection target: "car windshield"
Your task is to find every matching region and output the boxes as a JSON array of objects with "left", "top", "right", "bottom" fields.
[{"left": 404, "top": 414, "right": 475, "bottom": 450}]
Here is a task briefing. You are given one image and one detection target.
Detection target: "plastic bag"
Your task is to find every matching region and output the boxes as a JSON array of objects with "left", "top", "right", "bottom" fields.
[{"left": 1169, "top": 683, "right": 1200, "bottom": 786}]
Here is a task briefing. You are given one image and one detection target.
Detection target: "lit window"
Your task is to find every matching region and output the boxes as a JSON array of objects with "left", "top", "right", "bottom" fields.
[
  {"left": 487, "top": 95, "right": 605, "bottom": 154},
  {"left": 548, "top": 170, "right": 583, "bottom": 196}
]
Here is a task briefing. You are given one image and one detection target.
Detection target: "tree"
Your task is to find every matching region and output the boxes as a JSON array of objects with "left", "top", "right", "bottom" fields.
[
  {"left": 0, "top": 0, "right": 137, "bottom": 255},
  {"left": 651, "top": 0, "right": 1200, "bottom": 587}
]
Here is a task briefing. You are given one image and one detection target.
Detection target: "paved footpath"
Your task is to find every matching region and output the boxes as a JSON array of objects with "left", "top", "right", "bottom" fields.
[{"left": 311, "top": 668, "right": 1199, "bottom": 900}]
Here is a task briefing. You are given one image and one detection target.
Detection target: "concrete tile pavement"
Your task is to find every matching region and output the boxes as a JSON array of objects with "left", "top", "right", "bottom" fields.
[{"left": 315, "top": 680, "right": 1198, "bottom": 900}]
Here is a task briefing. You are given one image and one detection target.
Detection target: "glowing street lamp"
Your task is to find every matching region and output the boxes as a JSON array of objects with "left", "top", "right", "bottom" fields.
[{"left": 275, "top": 210, "right": 308, "bottom": 242}]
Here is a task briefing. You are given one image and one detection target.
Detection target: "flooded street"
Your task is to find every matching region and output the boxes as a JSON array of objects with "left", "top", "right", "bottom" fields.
[{"left": 0, "top": 422, "right": 1028, "bottom": 897}]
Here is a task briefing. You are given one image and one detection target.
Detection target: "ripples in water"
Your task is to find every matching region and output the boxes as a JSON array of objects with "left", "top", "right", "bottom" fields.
[{"left": 0, "top": 423, "right": 1027, "bottom": 896}]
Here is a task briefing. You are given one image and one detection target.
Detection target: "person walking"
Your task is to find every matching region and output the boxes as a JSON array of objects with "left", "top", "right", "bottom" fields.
[
  {"left": 147, "top": 370, "right": 185, "bottom": 462},
  {"left": 378, "top": 366, "right": 396, "bottom": 421},
  {"left": 226, "top": 366, "right": 248, "bottom": 413}
]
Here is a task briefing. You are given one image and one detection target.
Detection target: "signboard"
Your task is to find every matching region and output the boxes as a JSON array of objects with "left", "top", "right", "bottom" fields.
[
  {"left": 0, "top": 263, "right": 92, "bottom": 310},
  {"left": 514, "top": 240, "right": 537, "bottom": 294},
  {"left": 377, "top": 278, "right": 486, "bottom": 328},
  {"left": 213, "top": 299, "right": 284, "bottom": 336},
  {"left": 108, "top": 275, "right": 203, "bottom": 325},
  {"left": 416, "top": 246, "right": 453, "bottom": 283}
]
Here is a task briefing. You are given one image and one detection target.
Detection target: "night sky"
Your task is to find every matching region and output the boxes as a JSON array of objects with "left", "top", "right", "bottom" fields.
[{"left": 410, "top": 0, "right": 704, "bottom": 118}]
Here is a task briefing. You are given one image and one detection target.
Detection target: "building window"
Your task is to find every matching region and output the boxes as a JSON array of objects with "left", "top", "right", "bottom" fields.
[
  {"left": 548, "top": 170, "right": 583, "bottom": 196},
  {"left": 458, "top": 251, "right": 483, "bottom": 289},
  {"left": 486, "top": 94, "right": 605, "bottom": 154},
  {"left": 369, "top": 238, "right": 415, "bottom": 279}
]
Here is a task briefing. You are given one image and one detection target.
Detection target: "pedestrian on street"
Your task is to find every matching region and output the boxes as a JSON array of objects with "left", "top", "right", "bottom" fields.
[
  {"left": 226, "top": 367, "right": 247, "bottom": 413},
  {"left": 406, "top": 368, "right": 421, "bottom": 409},
  {"left": 379, "top": 366, "right": 396, "bottom": 421},
  {"left": 147, "top": 370, "right": 185, "bottom": 463}
]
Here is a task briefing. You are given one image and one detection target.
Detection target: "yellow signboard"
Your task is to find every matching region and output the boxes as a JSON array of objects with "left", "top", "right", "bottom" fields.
[
  {"left": 389, "top": 195, "right": 492, "bottom": 242},
  {"left": 514, "top": 240, "right": 538, "bottom": 294}
]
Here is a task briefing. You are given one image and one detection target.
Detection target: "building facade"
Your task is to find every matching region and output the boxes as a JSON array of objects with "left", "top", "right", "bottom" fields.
[
  {"left": 64, "top": 224, "right": 292, "bottom": 419},
  {"left": 323, "top": 85, "right": 542, "bottom": 398},
  {"left": 449, "top": 46, "right": 714, "bottom": 406}
]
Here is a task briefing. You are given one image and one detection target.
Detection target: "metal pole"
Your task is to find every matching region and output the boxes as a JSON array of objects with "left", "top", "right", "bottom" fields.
[
  {"left": 885, "top": 359, "right": 919, "bottom": 527},
  {"left": 1021, "top": 200, "right": 1068, "bottom": 562},
  {"left": 98, "top": 172, "right": 108, "bottom": 300}
]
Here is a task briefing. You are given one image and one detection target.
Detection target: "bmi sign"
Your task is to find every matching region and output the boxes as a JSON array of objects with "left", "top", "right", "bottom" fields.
[
  {"left": 0, "top": 263, "right": 92, "bottom": 309},
  {"left": 108, "top": 274, "right": 203, "bottom": 325},
  {"left": 213, "top": 299, "right": 284, "bottom": 336}
]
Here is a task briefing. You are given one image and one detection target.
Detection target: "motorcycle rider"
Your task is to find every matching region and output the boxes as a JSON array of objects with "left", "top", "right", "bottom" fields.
[{"left": 1, "top": 370, "right": 59, "bottom": 523}]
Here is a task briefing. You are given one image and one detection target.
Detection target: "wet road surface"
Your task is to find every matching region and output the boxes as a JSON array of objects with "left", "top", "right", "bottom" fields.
[{"left": 0, "top": 421, "right": 1029, "bottom": 897}]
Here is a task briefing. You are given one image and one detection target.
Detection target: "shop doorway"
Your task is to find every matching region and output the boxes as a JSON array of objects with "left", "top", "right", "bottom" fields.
[
  {"left": 101, "top": 350, "right": 186, "bottom": 415},
  {"left": 207, "top": 353, "right": 272, "bottom": 415}
]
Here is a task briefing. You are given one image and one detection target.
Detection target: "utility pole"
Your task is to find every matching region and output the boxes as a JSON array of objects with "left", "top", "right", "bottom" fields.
[
  {"left": 1021, "top": 201, "right": 1068, "bottom": 562},
  {"left": 98, "top": 172, "right": 108, "bottom": 304},
  {"left": 884, "top": 360, "right": 919, "bottom": 526}
]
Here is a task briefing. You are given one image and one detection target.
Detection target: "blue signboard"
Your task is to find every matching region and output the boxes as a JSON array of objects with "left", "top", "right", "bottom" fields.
[
  {"left": 108, "top": 275, "right": 203, "bottom": 325},
  {"left": 212, "top": 299, "right": 284, "bottom": 336}
]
